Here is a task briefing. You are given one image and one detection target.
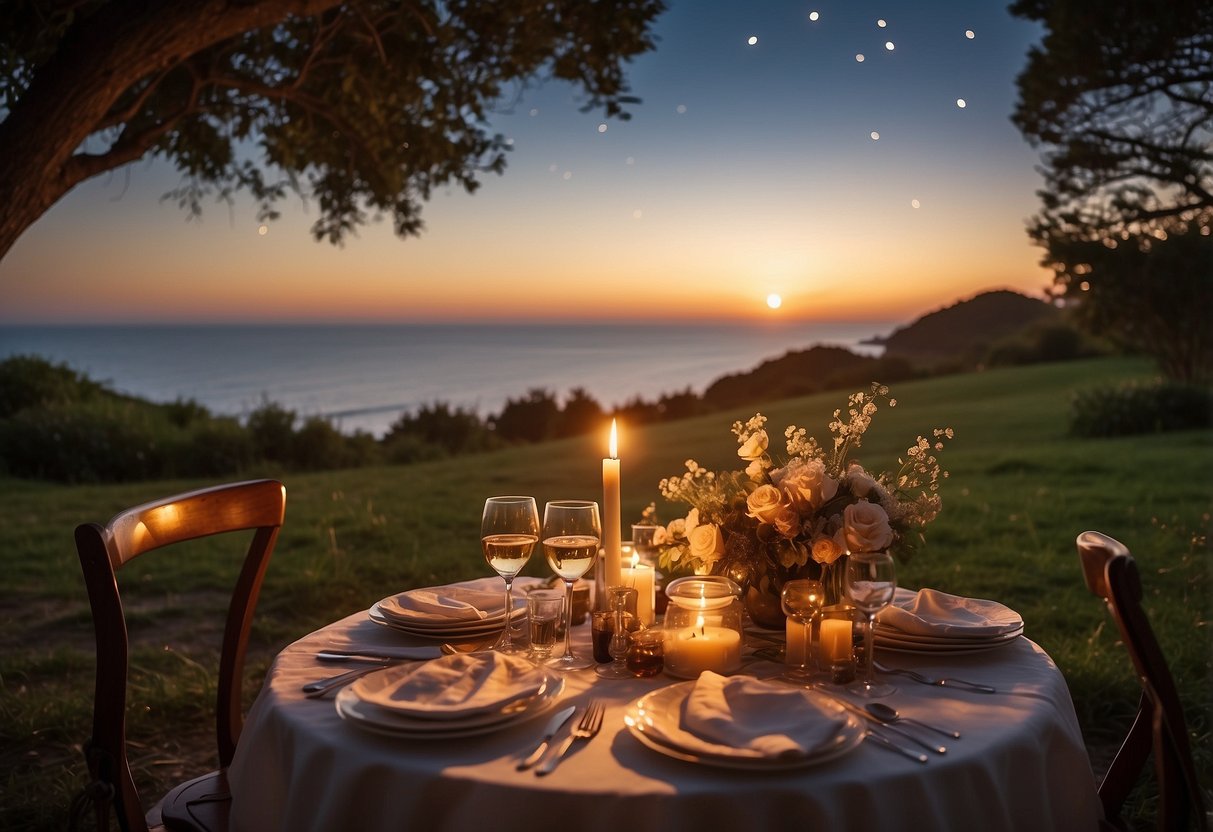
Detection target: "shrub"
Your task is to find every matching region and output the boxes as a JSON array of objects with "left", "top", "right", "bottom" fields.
[
  {"left": 387, "top": 402, "right": 495, "bottom": 455},
  {"left": 1070, "top": 380, "right": 1213, "bottom": 437},
  {"left": 292, "top": 416, "right": 355, "bottom": 470},
  {"left": 246, "top": 399, "right": 297, "bottom": 463},
  {"left": 0, "top": 355, "right": 108, "bottom": 418},
  {"left": 0, "top": 402, "right": 168, "bottom": 482},
  {"left": 170, "top": 417, "right": 255, "bottom": 476}
]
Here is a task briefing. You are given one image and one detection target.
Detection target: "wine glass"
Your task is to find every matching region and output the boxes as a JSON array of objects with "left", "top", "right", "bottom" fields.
[
  {"left": 845, "top": 550, "right": 897, "bottom": 697},
  {"left": 480, "top": 496, "right": 539, "bottom": 654},
  {"left": 780, "top": 578, "right": 824, "bottom": 686},
  {"left": 541, "top": 500, "right": 601, "bottom": 671}
]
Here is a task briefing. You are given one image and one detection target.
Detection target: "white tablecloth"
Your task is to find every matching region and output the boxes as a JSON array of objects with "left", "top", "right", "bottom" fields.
[{"left": 230, "top": 607, "right": 1103, "bottom": 832}]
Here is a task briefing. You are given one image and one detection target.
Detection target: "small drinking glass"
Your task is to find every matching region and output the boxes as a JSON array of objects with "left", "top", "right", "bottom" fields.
[
  {"left": 626, "top": 628, "right": 665, "bottom": 678},
  {"left": 595, "top": 586, "right": 638, "bottom": 679},
  {"left": 526, "top": 590, "right": 565, "bottom": 662},
  {"left": 781, "top": 578, "right": 824, "bottom": 686},
  {"left": 630, "top": 524, "right": 660, "bottom": 562},
  {"left": 541, "top": 500, "right": 601, "bottom": 671},
  {"left": 480, "top": 496, "right": 539, "bottom": 654},
  {"left": 846, "top": 550, "right": 897, "bottom": 697}
]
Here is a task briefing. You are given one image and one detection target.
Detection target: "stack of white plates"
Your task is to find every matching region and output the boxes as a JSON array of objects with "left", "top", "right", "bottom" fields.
[
  {"left": 335, "top": 652, "right": 564, "bottom": 739},
  {"left": 623, "top": 681, "right": 865, "bottom": 771},
  {"left": 875, "top": 588, "right": 1024, "bottom": 654},
  {"left": 369, "top": 582, "right": 526, "bottom": 639}
]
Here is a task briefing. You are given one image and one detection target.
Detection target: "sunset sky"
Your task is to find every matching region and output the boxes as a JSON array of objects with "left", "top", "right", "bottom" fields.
[{"left": 0, "top": 0, "right": 1049, "bottom": 325}]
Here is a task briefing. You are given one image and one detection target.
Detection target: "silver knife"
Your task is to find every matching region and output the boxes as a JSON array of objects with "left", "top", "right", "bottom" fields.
[{"left": 516, "top": 706, "right": 577, "bottom": 771}]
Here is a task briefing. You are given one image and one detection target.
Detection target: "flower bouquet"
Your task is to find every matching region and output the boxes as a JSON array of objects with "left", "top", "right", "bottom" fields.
[{"left": 648, "top": 384, "right": 952, "bottom": 627}]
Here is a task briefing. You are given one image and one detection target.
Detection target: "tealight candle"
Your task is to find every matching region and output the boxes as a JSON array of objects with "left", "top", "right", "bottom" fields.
[
  {"left": 621, "top": 553, "right": 655, "bottom": 626},
  {"left": 665, "top": 614, "right": 742, "bottom": 677}
]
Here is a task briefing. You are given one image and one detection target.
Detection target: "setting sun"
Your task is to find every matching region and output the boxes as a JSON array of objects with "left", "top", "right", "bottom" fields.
[{"left": 766, "top": 293, "right": 783, "bottom": 309}]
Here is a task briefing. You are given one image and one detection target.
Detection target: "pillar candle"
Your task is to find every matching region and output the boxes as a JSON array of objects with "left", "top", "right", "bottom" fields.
[
  {"left": 602, "top": 419, "right": 622, "bottom": 590},
  {"left": 622, "top": 556, "right": 655, "bottom": 626},
  {"left": 820, "top": 617, "right": 853, "bottom": 664}
]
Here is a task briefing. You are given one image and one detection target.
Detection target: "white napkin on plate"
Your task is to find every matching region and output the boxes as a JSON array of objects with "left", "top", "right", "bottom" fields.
[
  {"left": 877, "top": 587, "right": 1023, "bottom": 637},
  {"left": 379, "top": 582, "right": 507, "bottom": 623},
  {"left": 679, "top": 672, "right": 847, "bottom": 758},
  {"left": 351, "top": 652, "right": 547, "bottom": 719}
]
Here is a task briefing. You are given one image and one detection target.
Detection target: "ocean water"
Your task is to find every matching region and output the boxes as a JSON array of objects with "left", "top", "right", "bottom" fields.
[{"left": 0, "top": 322, "right": 893, "bottom": 436}]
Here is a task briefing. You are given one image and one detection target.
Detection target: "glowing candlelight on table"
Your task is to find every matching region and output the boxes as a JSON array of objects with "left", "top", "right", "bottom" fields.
[
  {"left": 786, "top": 617, "right": 808, "bottom": 666},
  {"left": 622, "top": 551, "right": 655, "bottom": 626},
  {"left": 665, "top": 612, "right": 742, "bottom": 677},
  {"left": 820, "top": 617, "right": 853, "bottom": 664},
  {"left": 602, "top": 419, "right": 622, "bottom": 591}
]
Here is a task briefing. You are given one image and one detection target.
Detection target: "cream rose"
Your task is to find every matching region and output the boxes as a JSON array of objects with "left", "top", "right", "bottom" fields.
[
  {"left": 771, "top": 502, "right": 801, "bottom": 538},
  {"left": 736, "top": 430, "right": 769, "bottom": 461},
  {"left": 811, "top": 534, "right": 845, "bottom": 565},
  {"left": 745, "top": 484, "right": 784, "bottom": 524},
  {"left": 843, "top": 501, "right": 893, "bottom": 553},
  {"left": 687, "top": 523, "right": 725, "bottom": 564},
  {"left": 772, "top": 457, "right": 838, "bottom": 510}
]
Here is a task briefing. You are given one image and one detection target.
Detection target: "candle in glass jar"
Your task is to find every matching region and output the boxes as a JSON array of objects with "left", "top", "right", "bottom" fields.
[
  {"left": 602, "top": 419, "right": 622, "bottom": 590},
  {"left": 665, "top": 615, "right": 742, "bottom": 677},
  {"left": 622, "top": 554, "right": 655, "bottom": 626}
]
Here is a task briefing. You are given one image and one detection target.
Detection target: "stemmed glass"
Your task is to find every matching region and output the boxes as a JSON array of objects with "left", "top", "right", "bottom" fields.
[
  {"left": 480, "top": 496, "right": 539, "bottom": 654},
  {"left": 780, "top": 578, "right": 824, "bottom": 686},
  {"left": 541, "top": 500, "right": 601, "bottom": 671},
  {"left": 846, "top": 550, "right": 898, "bottom": 697}
]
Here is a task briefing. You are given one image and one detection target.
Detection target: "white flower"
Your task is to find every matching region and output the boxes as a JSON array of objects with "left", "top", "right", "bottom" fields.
[
  {"left": 843, "top": 500, "right": 893, "bottom": 553},
  {"left": 745, "top": 484, "right": 784, "bottom": 524},
  {"left": 737, "top": 429, "right": 769, "bottom": 461},
  {"left": 687, "top": 523, "right": 725, "bottom": 565},
  {"left": 772, "top": 457, "right": 838, "bottom": 510}
]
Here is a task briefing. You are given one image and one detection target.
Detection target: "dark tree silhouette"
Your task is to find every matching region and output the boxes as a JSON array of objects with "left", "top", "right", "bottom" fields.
[
  {"left": 555, "top": 387, "right": 605, "bottom": 438},
  {"left": 492, "top": 388, "right": 559, "bottom": 443},
  {"left": 0, "top": 0, "right": 665, "bottom": 260},
  {"left": 1010, "top": 0, "right": 1212, "bottom": 382}
]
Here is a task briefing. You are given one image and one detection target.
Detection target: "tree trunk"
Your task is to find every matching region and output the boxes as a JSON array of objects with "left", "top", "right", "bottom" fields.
[{"left": 0, "top": 0, "right": 341, "bottom": 262}]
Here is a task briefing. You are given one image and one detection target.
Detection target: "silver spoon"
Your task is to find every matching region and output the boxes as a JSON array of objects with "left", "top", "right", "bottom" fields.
[
  {"left": 866, "top": 702, "right": 960, "bottom": 740},
  {"left": 861, "top": 705, "right": 947, "bottom": 754}
]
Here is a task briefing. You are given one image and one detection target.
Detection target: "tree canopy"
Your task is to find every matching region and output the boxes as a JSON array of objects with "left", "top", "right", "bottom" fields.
[
  {"left": 0, "top": 0, "right": 665, "bottom": 260},
  {"left": 1010, "top": 0, "right": 1212, "bottom": 383}
]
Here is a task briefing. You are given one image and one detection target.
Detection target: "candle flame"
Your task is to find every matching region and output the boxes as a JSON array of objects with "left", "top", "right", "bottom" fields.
[
  {"left": 696, "top": 614, "right": 705, "bottom": 636},
  {"left": 631, "top": 552, "right": 639, "bottom": 569},
  {"left": 609, "top": 418, "right": 618, "bottom": 459}
]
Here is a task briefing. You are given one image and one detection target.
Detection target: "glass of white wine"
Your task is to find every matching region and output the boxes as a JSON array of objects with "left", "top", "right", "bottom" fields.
[
  {"left": 541, "top": 500, "right": 601, "bottom": 671},
  {"left": 481, "top": 496, "right": 540, "bottom": 654}
]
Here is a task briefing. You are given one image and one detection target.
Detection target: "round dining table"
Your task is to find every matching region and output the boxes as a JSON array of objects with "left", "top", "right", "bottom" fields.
[{"left": 229, "top": 594, "right": 1104, "bottom": 832}]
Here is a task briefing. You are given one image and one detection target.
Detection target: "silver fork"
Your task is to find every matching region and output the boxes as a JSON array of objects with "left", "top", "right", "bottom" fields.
[
  {"left": 873, "top": 661, "right": 996, "bottom": 694},
  {"left": 535, "top": 701, "right": 605, "bottom": 776}
]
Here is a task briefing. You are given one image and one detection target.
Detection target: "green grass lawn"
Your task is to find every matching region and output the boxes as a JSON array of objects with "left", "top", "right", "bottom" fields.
[{"left": 1, "top": 356, "right": 1210, "bottom": 830}]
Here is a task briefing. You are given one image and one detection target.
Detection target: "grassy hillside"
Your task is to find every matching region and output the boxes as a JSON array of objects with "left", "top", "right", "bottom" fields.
[{"left": 1, "top": 356, "right": 1209, "bottom": 829}]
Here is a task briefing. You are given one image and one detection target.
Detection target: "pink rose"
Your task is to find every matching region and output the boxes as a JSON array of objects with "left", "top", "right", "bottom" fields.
[
  {"left": 843, "top": 501, "right": 893, "bottom": 553},
  {"left": 771, "top": 502, "right": 801, "bottom": 538},
  {"left": 772, "top": 457, "right": 838, "bottom": 510},
  {"left": 811, "top": 534, "right": 846, "bottom": 565}
]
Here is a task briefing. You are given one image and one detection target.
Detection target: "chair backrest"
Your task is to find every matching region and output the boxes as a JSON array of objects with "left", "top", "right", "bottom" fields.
[
  {"left": 1076, "top": 530, "right": 1207, "bottom": 831},
  {"left": 75, "top": 479, "right": 286, "bottom": 832}
]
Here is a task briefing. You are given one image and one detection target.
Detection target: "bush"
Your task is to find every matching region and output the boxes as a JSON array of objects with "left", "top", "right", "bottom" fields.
[
  {"left": 387, "top": 402, "right": 495, "bottom": 455},
  {"left": 1070, "top": 380, "right": 1213, "bottom": 437},
  {"left": 0, "top": 402, "right": 168, "bottom": 482},
  {"left": 170, "top": 417, "right": 256, "bottom": 476},
  {"left": 246, "top": 399, "right": 297, "bottom": 463},
  {"left": 0, "top": 355, "right": 108, "bottom": 418}
]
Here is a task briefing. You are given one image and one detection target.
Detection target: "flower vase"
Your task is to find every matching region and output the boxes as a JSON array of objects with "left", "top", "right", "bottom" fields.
[
  {"left": 741, "top": 573, "right": 787, "bottom": 630},
  {"left": 820, "top": 555, "right": 848, "bottom": 606}
]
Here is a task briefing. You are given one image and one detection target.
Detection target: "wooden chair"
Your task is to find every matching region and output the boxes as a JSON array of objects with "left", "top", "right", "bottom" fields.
[
  {"left": 1076, "top": 530, "right": 1207, "bottom": 831},
  {"left": 72, "top": 479, "right": 286, "bottom": 832}
]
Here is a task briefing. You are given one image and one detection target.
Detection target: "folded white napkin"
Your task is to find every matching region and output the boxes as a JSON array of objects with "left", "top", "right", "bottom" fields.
[
  {"left": 351, "top": 652, "right": 547, "bottom": 719},
  {"left": 379, "top": 580, "right": 507, "bottom": 623},
  {"left": 678, "top": 672, "right": 847, "bottom": 758},
  {"left": 877, "top": 587, "right": 1023, "bottom": 637}
]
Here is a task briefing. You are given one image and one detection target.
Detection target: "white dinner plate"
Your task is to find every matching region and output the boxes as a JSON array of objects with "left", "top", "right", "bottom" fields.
[
  {"left": 335, "top": 672, "right": 564, "bottom": 739},
  {"left": 369, "top": 603, "right": 524, "bottom": 638},
  {"left": 623, "top": 681, "right": 865, "bottom": 770},
  {"left": 875, "top": 624, "right": 1024, "bottom": 645},
  {"left": 874, "top": 634, "right": 1022, "bottom": 655},
  {"left": 874, "top": 625, "right": 1024, "bottom": 652}
]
